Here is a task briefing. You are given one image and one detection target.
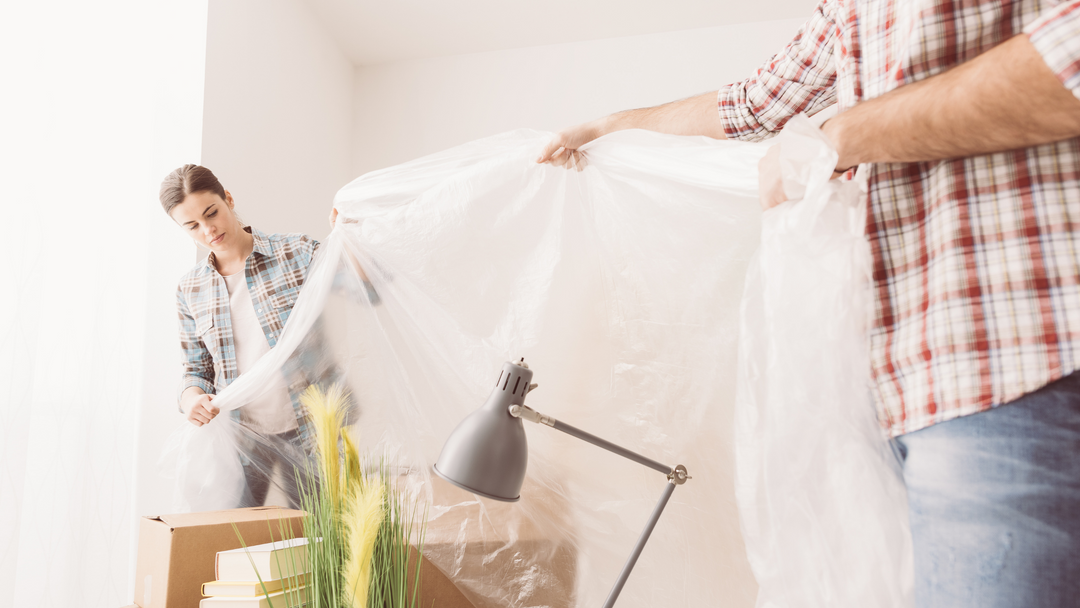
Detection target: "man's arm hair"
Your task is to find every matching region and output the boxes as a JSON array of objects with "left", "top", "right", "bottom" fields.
[{"left": 826, "top": 34, "right": 1080, "bottom": 168}]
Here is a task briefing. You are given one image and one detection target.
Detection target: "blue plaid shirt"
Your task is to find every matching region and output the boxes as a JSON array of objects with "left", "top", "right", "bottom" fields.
[{"left": 176, "top": 226, "right": 319, "bottom": 444}]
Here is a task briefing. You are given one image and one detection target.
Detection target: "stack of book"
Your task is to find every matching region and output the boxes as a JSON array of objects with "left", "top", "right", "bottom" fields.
[{"left": 200, "top": 537, "right": 311, "bottom": 608}]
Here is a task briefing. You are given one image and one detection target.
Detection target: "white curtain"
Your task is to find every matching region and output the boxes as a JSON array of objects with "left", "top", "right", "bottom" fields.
[{"left": 0, "top": 3, "right": 208, "bottom": 607}]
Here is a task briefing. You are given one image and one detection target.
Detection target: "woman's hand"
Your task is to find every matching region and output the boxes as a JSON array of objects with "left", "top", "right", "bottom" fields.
[
  {"left": 183, "top": 391, "right": 219, "bottom": 427},
  {"left": 329, "top": 207, "right": 358, "bottom": 229}
]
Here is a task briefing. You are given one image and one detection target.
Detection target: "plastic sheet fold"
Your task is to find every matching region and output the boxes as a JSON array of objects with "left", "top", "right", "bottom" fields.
[{"left": 734, "top": 116, "right": 914, "bottom": 608}]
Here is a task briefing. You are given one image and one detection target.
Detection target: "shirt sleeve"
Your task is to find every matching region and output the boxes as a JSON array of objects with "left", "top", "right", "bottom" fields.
[
  {"left": 176, "top": 288, "right": 215, "bottom": 411},
  {"left": 1026, "top": 0, "right": 1080, "bottom": 100},
  {"left": 717, "top": 0, "right": 839, "bottom": 141}
]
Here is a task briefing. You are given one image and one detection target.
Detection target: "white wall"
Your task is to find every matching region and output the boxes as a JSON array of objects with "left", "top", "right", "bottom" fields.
[
  {"left": 351, "top": 18, "right": 808, "bottom": 176},
  {"left": 201, "top": 0, "right": 354, "bottom": 244},
  {"left": 1, "top": 2, "right": 207, "bottom": 607},
  {"left": 132, "top": 0, "right": 213, "bottom": 548}
]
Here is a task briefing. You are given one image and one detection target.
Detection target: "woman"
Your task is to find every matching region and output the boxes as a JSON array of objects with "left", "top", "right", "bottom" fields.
[{"left": 162, "top": 164, "right": 319, "bottom": 508}]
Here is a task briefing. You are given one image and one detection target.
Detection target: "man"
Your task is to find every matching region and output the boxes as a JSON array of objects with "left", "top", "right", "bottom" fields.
[{"left": 538, "top": 1, "right": 1080, "bottom": 606}]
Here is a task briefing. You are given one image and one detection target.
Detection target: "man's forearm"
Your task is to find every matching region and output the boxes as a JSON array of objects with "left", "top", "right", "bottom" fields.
[
  {"left": 825, "top": 34, "right": 1080, "bottom": 168},
  {"left": 602, "top": 92, "right": 729, "bottom": 140},
  {"left": 538, "top": 91, "right": 728, "bottom": 163}
]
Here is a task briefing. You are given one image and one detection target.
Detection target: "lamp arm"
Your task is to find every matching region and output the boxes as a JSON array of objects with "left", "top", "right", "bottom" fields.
[
  {"left": 601, "top": 482, "right": 677, "bottom": 608},
  {"left": 509, "top": 404, "right": 691, "bottom": 481},
  {"left": 509, "top": 403, "right": 689, "bottom": 608}
]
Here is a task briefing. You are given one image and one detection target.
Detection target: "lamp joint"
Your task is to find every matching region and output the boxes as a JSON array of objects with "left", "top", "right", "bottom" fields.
[
  {"left": 508, "top": 404, "right": 554, "bottom": 427},
  {"left": 668, "top": 464, "right": 691, "bottom": 485}
]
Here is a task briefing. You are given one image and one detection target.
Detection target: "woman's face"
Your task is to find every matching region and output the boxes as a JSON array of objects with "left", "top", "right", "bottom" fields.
[{"left": 169, "top": 190, "right": 243, "bottom": 253}]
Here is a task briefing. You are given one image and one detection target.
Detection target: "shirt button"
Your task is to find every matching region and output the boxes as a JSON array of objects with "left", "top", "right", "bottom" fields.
[{"left": 257, "top": 308, "right": 262, "bottom": 313}]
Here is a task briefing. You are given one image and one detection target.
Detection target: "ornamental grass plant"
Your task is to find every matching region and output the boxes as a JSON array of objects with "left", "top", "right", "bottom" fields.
[{"left": 235, "top": 384, "right": 427, "bottom": 608}]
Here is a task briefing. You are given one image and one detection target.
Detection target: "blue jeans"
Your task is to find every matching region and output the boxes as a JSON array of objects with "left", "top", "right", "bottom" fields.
[{"left": 894, "top": 372, "right": 1080, "bottom": 608}]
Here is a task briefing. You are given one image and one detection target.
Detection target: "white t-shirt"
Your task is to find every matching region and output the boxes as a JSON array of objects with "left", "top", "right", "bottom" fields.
[{"left": 222, "top": 271, "right": 298, "bottom": 435}]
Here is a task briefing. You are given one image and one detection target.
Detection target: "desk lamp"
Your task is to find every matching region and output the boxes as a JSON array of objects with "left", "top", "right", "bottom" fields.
[{"left": 434, "top": 358, "right": 691, "bottom": 608}]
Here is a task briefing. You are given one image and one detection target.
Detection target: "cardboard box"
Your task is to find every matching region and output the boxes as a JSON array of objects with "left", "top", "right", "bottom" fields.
[
  {"left": 130, "top": 487, "right": 575, "bottom": 608},
  {"left": 418, "top": 477, "right": 577, "bottom": 608},
  {"left": 411, "top": 550, "right": 473, "bottom": 608},
  {"left": 133, "top": 506, "right": 305, "bottom": 608},
  {"left": 419, "top": 539, "right": 576, "bottom": 608}
]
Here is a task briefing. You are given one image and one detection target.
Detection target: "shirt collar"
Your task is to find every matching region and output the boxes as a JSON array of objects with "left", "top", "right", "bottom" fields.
[
  {"left": 204, "top": 226, "right": 271, "bottom": 272},
  {"left": 250, "top": 226, "right": 273, "bottom": 257}
]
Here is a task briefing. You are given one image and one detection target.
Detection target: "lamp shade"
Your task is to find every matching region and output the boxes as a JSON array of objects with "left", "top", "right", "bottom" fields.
[{"left": 434, "top": 360, "right": 534, "bottom": 502}]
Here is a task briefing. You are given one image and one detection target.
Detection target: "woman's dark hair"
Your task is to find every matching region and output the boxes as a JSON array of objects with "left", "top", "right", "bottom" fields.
[{"left": 159, "top": 164, "right": 226, "bottom": 214}]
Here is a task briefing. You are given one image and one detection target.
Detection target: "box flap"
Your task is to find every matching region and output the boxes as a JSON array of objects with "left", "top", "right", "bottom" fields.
[{"left": 153, "top": 506, "right": 304, "bottom": 529}]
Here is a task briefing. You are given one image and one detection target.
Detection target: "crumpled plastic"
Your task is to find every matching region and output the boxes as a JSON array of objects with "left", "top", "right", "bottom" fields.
[
  {"left": 734, "top": 116, "right": 914, "bottom": 608},
  {"left": 160, "top": 120, "right": 911, "bottom": 608}
]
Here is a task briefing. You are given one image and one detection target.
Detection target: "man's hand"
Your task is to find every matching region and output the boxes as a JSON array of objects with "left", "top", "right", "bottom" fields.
[
  {"left": 757, "top": 144, "right": 788, "bottom": 210},
  {"left": 537, "top": 119, "right": 604, "bottom": 169},
  {"left": 538, "top": 92, "right": 727, "bottom": 170},
  {"left": 758, "top": 134, "right": 854, "bottom": 210}
]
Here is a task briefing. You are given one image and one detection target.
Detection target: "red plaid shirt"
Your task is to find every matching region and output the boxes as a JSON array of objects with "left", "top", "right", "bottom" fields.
[{"left": 719, "top": 0, "right": 1080, "bottom": 436}]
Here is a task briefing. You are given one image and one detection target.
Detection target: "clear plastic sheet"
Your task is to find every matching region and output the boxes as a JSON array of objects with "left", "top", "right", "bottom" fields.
[
  {"left": 733, "top": 116, "right": 914, "bottom": 608},
  {"left": 160, "top": 123, "right": 910, "bottom": 608}
]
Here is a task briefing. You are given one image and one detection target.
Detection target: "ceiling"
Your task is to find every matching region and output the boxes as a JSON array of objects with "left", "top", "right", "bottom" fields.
[{"left": 302, "top": 0, "right": 817, "bottom": 66}]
